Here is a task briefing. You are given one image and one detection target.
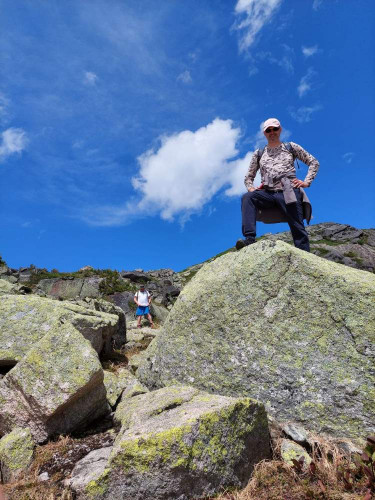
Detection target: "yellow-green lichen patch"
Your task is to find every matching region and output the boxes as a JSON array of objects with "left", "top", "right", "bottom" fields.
[
  {"left": 0, "top": 428, "right": 34, "bottom": 480},
  {"left": 83, "top": 386, "right": 270, "bottom": 499},
  {"left": 280, "top": 439, "right": 311, "bottom": 466},
  {"left": 111, "top": 425, "right": 192, "bottom": 473},
  {"left": 85, "top": 468, "right": 110, "bottom": 499}
]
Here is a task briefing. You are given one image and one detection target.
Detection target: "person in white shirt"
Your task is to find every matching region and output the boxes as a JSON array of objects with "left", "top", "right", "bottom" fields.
[{"left": 134, "top": 284, "right": 154, "bottom": 329}]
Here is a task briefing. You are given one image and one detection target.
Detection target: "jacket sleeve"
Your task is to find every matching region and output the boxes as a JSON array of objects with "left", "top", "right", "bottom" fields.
[
  {"left": 290, "top": 142, "right": 320, "bottom": 186},
  {"left": 244, "top": 150, "right": 260, "bottom": 190}
]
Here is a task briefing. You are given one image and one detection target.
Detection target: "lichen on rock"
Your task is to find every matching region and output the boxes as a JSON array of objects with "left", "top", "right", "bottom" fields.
[
  {"left": 69, "top": 385, "right": 270, "bottom": 499},
  {"left": 0, "top": 427, "right": 35, "bottom": 483},
  {"left": 0, "top": 322, "right": 110, "bottom": 442},
  {"left": 138, "top": 240, "right": 375, "bottom": 441}
]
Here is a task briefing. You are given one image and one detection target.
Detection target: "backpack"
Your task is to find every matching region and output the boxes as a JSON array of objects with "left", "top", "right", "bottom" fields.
[{"left": 257, "top": 142, "right": 300, "bottom": 169}]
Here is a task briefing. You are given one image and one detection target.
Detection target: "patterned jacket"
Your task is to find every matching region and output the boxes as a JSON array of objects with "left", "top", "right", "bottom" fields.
[{"left": 244, "top": 142, "right": 319, "bottom": 191}]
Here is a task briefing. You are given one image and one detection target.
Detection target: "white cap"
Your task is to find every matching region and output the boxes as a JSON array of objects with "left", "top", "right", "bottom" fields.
[{"left": 263, "top": 118, "right": 281, "bottom": 131}]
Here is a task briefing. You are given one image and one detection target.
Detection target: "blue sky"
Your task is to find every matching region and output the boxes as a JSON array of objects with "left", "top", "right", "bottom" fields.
[{"left": 1, "top": 0, "right": 374, "bottom": 272}]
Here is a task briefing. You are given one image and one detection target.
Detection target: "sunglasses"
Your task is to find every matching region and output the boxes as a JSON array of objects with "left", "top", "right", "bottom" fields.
[{"left": 265, "top": 126, "right": 280, "bottom": 133}]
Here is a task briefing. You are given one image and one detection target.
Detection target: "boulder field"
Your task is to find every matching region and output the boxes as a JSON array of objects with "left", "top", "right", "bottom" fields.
[
  {"left": 1, "top": 227, "right": 374, "bottom": 498},
  {"left": 138, "top": 240, "right": 375, "bottom": 441},
  {"left": 67, "top": 385, "right": 270, "bottom": 500}
]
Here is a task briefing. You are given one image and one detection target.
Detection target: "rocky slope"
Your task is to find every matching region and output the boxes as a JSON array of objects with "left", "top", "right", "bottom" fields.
[{"left": 0, "top": 221, "right": 374, "bottom": 499}]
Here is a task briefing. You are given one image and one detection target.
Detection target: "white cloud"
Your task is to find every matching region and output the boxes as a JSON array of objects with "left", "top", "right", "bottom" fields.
[
  {"left": 297, "top": 68, "right": 316, "bottom": 97},
  {"left": 289, "top": 105, "right": 322, "bottom": 123},
  {"left": 312, "top": 0, "right": 323, "bottom": 10},
  {"left": 133, "top": 118, "right": 240, "bottom": 220},
  {"left": 233, "top": 0, "right": 283, "bottom": 52},
  {"left": 0, "top": 128, "right": 28, "bottom": 161},
  {"left": 84, "top": 71, "right": 98, "bottom": 85},
  {"left": 302, "top": 45, "right": 318, "bottom": 57},
  {"left": 342, "top": 152, "right": 355, "bottom": 164},
  {"left": 81, "top": 119, "right": 259, "bottom": 226},
  {"left": 177, "top": 70, "right": 192, "bottom": 84}
]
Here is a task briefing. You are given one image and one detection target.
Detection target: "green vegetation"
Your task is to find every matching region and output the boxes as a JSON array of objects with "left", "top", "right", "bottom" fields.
[
  {"left": 311, "top": 247, "right": 329, "bottom": 256},
  {"left": 357, "top": 234, "right": 369, "bottom": 246},
  {"left": 22, "top": 267, "right": 137, "bottom": 295},
  {"left": 99, "top": 270, "right": 137, "bottom": 296},
  {"left": 0, "top": 255, "right": 7, "bottom": 267},
  {"left": 310, "top": 238, "right": 345, "bottom": 246}
]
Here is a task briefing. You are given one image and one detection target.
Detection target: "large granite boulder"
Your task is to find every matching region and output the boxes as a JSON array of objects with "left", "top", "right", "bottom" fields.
[
  {"left": 0, "top": 322, "right": 109, "bottom": 442},
  {"left": 0, "top": 294, "right": 121, "bottom": 366},
  {"left": 68, "top": 385, "right": 270, "bottom": 499},
  {"left": 138, "top": 240, "right": 375, "bottom": 441},
  {"left": 70, "top": 297, "right": 126, "bottom": 348}
]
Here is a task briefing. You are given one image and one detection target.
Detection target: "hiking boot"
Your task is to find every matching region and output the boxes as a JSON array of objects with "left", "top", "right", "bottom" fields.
[{"left": 235, "top": 238, "right": 255, "bottom": 251}]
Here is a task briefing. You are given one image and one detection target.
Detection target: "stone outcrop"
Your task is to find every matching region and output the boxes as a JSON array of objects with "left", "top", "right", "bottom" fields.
[
  {"left": 36, "top": 276, "right": 103, "bottom": 299},
  {"left": 68, "top": 385, "right": 270, "bottom": 500},
  {"left": 262, "top": 222, "right": 375, "bottom": 272},
  {"left": 0, "top": 428, "right": 35, "bottom": 483},
  {"left": 138, "top": 240, "right": 375, "bottom": 441},
  {"left": 69, "top": 297, "right": 126, "bottom": 349},
  {"left": 0, "top": 322, "right": 110, "bottom": 443},
  {"left": 0, "top": 294, "right": 122, "bottom": 366}
]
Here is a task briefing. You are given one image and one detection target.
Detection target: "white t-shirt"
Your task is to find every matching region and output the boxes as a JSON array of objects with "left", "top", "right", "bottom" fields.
[{"left": 135, "top": 290, "right": 150, "bottom": 306}]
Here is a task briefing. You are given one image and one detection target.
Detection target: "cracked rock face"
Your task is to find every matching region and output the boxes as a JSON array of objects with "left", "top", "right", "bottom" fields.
[
  {"left": 69, "top": 385, "right": 270, "bottom": 500},
  {"left": 0, "top": 322, "right": 110, "bottom": 443},
  {"left": 138, "top": 240, "right": 375, "bottom": 441}
]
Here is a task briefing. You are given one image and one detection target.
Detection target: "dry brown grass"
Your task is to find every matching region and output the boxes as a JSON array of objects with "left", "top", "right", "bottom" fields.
[
  {"left": 3, "top": 432, "right": 115, "bottom": 500},
  {"left": 3, "top": 435, "right": 74, "bottom": 499},
  {"left": 212, "top": 435, "right": 372, "bottom": 500}
]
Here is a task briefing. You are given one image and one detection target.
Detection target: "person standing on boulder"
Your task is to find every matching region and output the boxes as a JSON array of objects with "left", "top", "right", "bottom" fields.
[
  {"left": 236, "top": 118, "right": 319, "bottom": 252},
  {"left": 134, "top": 284, "right": 154, "bottom": 329}
]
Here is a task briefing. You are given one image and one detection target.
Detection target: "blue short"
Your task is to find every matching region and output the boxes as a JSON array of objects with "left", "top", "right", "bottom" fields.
[{"left": 136, "top": 306, "right": 150, "bottom": 316}]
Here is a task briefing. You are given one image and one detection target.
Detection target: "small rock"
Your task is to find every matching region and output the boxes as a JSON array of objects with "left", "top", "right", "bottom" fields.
[
  {"left": 282, "top": 422, "right": 309, "bottom": 444},
  {"left": 38, "top": 472, "right": 49, "bottom": 482},
  {"left": 280, "top": 439, "right": 311, "bottom": 468}
]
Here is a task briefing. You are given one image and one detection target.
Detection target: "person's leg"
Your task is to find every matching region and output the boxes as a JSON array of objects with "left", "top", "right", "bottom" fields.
[
  {"left": 137, "top": 315, "right": 141, "bottom": 328},
  {"left": 147, "top": 313, "right": 154, "bottom": 327},
  {"left": 240, "top": 190, "right": 276, "bottom": 240},
  {"left": 275, "top": 190, "right": 310, "bottom": 251}
]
